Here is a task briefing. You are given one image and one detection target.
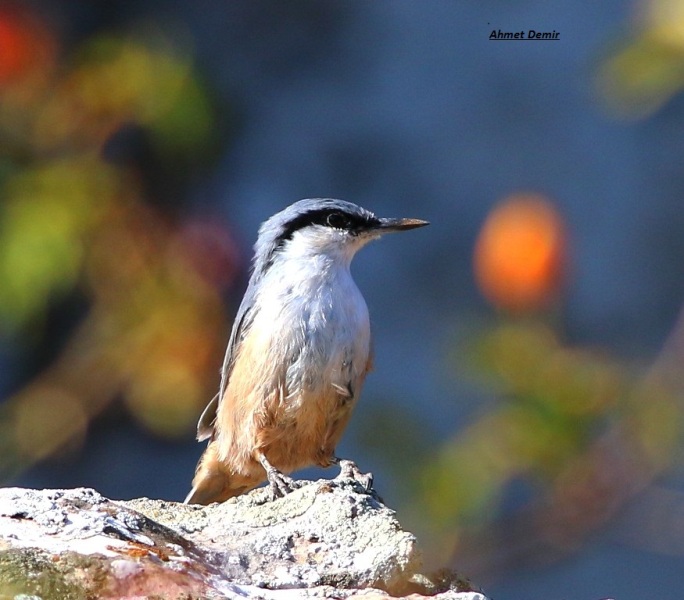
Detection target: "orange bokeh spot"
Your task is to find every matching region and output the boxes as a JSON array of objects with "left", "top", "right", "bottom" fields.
[{"left": 474, "top": 193, "right": 567, "bottom": 313}]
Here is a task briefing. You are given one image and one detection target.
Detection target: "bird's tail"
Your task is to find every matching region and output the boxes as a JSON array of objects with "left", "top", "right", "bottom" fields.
[{"left": 184, "top": 441, "right": 254, "bottom": 505}]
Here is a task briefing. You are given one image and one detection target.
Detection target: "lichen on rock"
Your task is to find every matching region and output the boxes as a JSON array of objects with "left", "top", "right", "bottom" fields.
[{"left": 0, "top": 479, "right": 486, "bottom": 600}]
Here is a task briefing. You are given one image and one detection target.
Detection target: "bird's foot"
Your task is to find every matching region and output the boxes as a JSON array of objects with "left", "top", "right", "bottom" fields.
[
  {"left": 256, "top": 450, "right": 299, "bottom": 500},
  {"left": 265, "top": 466, "right": 297, "bottom": 500},
  {"left": 332, "top": 457, "right": 373, "bottom": 492}
]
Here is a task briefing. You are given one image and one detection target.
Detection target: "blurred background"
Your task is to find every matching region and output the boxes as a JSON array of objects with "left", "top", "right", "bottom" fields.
[{"left": 1, "top": 0, "right": 684, "bottom": 598}]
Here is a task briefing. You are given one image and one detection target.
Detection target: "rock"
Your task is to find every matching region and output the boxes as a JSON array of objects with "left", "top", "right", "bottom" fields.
[{"left": 0, "top": 478, "right": 487, "bottom": 600}]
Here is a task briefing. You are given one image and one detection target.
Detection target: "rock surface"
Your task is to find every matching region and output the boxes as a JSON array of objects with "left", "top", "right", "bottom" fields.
[{"left": 0, "top": 477, "right": 486, "bottom": 599}]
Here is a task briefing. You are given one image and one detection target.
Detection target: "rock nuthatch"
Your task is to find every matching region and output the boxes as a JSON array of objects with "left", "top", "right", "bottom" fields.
[{"left": 185, "top": 198, "right": 428, "bottom": 504}]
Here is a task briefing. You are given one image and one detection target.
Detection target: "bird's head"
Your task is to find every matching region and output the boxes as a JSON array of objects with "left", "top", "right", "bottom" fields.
[{"left": 253, "top": 198, "right": 428, "bottom": 273}]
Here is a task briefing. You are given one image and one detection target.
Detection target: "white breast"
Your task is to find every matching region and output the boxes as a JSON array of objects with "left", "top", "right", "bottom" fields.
[{"left": 254, "top": 253, "right": 371, "bottom": 405}]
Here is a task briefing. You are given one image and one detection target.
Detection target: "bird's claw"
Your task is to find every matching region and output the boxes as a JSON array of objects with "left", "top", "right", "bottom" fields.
[
  {"left": 334, "top": 458, "right": 373, "bottom": 492},
  {"left": 265, "top": 467, "right": 297, "bottom": 500}
]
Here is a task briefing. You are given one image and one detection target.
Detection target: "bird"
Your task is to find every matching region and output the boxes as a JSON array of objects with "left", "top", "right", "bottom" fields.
[{"left": 184, "top": 198, "right": 428, "bottom": 505}]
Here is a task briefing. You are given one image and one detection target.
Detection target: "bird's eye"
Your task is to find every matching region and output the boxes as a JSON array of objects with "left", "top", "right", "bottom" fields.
[{"left": 326, "top": 212, "right": 350, "bottom": 229}]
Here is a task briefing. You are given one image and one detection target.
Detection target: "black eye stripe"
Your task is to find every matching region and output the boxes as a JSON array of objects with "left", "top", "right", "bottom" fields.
[{"left": 274, "top": 208, "right": 378, "bottom": 249}]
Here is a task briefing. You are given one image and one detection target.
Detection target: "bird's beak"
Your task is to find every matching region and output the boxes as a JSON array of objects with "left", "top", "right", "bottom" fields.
[{"left": 376, "top": 217, "right": 430, "bottom": 232}]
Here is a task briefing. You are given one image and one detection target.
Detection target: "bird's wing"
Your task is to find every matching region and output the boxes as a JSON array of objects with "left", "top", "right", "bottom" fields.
[
  {"left": 196, "top": 285, "right": 257, "bottom": 441},
  {"left": 195, "top": 392, "right": 219, "bottom": 441}
]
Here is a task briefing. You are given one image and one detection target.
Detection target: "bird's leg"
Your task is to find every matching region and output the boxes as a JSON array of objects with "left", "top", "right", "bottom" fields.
[
  {"left": 331, "top": 456, "right": 373, "bottom": 492},
  {"left": 255, "top": 450, "right": 297, "bottom": 499}
]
